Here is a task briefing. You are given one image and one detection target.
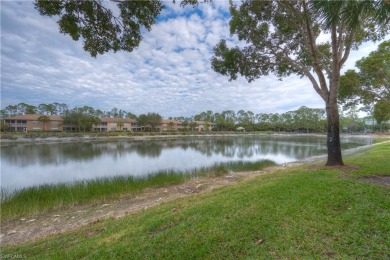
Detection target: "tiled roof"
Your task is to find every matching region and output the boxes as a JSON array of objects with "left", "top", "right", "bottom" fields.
[
  {"left": 161, "top": 119, "right": 182, "bottom": 124},
  {"left": 4, "top": 114, "right": 64, "bottom": 121},
  {"left": 193, "top": 121, "right": 214, "bottom": 125},
  {"left": 100, "top": 117, "right": 136, "bottom": 123}
]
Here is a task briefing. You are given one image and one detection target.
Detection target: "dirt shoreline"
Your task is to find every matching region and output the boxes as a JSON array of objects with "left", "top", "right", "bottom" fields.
[
  {"left": 1, "top": 138, "right": 389, "bottom": 246},
  {"left": 1, "top": 132, "right": 387, "bottom": 145},
  {"left": 0, "top": 132, "right": 301, "bottom": 144}
]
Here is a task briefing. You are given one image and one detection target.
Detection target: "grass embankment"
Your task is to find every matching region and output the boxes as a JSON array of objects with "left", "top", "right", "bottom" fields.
[
  {"left": 3, "top": 143, "right": 389, "bottom": 258},
  {"left": 0, "top": 160, "right": 276, "bottom": 221}
]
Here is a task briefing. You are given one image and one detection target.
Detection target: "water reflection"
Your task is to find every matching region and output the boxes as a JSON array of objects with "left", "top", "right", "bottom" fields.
[{"left": 0, "top": 135, "right": 372, "bottom": 190}]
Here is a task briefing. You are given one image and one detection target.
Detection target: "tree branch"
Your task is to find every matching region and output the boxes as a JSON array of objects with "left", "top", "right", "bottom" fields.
[
  {"left": 339, "top": 30, "right": 355, "bottom": 67},
  {"left": 302, "top": 1, "right": 329, "bottom": 97},
  {"left": 315, "top": 49, "right": 332, "bottom": 77},
  {"left": 281, "top": 54, "right": 327, "bottom": 101},
  {"left": 337, "top": 22, "right": 345, "bottom": 62},
  {"left": 95, "top": 0, "right": 124, "bottom": 29}
]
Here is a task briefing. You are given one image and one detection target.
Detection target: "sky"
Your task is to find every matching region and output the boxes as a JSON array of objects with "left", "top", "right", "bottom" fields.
[{"left": 0, "top": 1, "right": 388, "bottom": 118}]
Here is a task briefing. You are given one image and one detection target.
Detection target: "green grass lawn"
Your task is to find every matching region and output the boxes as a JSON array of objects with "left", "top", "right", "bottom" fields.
[{"left": 3, "top": 143, "right": 389, "bottom": 259}]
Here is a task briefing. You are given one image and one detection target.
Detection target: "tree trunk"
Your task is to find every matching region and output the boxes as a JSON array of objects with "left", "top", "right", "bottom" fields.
[{"left": 325, "top": 100, "right": 344, "bottom": 166}]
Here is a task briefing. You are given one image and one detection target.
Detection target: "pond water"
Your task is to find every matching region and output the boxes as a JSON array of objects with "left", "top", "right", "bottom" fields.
[{"left": 1, "top": 135, "right": 372, "bottom": 191}]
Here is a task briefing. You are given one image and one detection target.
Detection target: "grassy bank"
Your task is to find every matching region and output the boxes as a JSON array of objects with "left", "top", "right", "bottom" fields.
[
  {"left": 3, "top": 143, "right": 389, "bottom": 258},
  {"left": 0, "top": 130, "right": 276, "bottom": 141},
  {"left": 0, "top": 160, "right": 276, "bottom": 221}
]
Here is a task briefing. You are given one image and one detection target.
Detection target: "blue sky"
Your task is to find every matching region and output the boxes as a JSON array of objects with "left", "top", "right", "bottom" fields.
[{"left": 0, "top": 1, "right": 387, "bottom": 118}]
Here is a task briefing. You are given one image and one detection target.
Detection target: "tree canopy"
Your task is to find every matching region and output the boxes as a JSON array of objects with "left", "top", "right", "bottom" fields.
[
  {"left": 34, "top": 0, "right": 210, "bottom": 57},
  {"left": 4, "top": 101, "right": 385, "bottom": 133},
  {"left": 210, "top": 0, "right": 389, "bottom": 166},
  {"left": 339, "top": 40, "right": 390, "bottom": 106},
  {"left": 211, "top": 1, "right": 389, "bottom": 102},
  {"left": 34, "top": 0, "right": 163, "bottom": 57},
  {"left": 339, "top": 40, "right": 390, "bottom": 128}
]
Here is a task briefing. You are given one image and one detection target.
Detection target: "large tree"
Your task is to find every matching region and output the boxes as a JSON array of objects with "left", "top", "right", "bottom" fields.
[
  {"left": 38, "top": 115, "right": 51, "bottom": 131},
  {"left": 373, "top": 100, "right": 390, "bottom": 131},
  {"left": 339, "top": 40, "right": 390, "bottom": 106},
  {"left": 146, "top": 112, "right": 162, "bottom": 131},
  {"left": 34, "top": 0, "right": 209, "bottom": 57},
  {"left": 137, "top": 114, "right": 148, "bottom": 131},
  {"left": 339, "top": 40, "right": 390, "bottom": 130},
  {"left": 211, "top": 1, "right": 389, "bottom": 166},
  {"left": 34, "top": 0, "right": 163, "bottom": 57},
  {"left": 63, "top": 107, "right": 100, "bottom": 132}
]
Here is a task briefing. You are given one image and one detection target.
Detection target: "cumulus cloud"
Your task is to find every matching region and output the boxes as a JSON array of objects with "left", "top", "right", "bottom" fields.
[{"left": 0, "top": 1, "right": 386, "bottom": 118}]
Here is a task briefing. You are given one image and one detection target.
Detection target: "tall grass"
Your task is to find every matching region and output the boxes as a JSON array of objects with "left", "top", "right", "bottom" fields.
[{"left": 1, "top": 160, "right": 275, "bottom": 221}]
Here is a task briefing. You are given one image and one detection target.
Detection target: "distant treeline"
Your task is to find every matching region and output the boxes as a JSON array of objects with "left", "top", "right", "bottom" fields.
[
  {"left": 0, "top": 102, "right": 380, "bottom": 133},
  {"left": 0, "top": 103, "right": 137, "bottom": 119}
]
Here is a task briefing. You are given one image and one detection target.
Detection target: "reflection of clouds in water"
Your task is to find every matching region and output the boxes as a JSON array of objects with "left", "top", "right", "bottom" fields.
[{"left": 1, "top": 136, "right": 372, "bottom": 190}]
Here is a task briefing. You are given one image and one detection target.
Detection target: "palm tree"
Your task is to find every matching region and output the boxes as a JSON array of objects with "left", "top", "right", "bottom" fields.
[
  {"left": 38, "top": 115, "right": 50, "bottom": 131},
  {"left": 168, "top": 122, "right": 175, "bottom": 131},
  {"left": 182, "top": 120, "right": 189, "bottom": 131},
  {"left": 189, "top": 122, "right": 198, "bottom": 131},
  {"left": 310, "top": 1, "right": 389, "bottom": 31},
  {"left": 204, "top": 121, "right": 210, "bottom": 131},
  {"left": 117, "top": 121, "right": 124, "bottom": 131}
]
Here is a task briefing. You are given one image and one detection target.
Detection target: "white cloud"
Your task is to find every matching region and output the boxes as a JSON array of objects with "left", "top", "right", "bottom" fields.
[{"left": 0, "top": 1, "right": 386, "bottom": 118}]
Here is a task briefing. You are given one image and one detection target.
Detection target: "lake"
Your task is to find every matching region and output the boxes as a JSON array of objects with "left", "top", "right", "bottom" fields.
[{"left": 0, "top": 135, "right": 372, "bottom": 191}]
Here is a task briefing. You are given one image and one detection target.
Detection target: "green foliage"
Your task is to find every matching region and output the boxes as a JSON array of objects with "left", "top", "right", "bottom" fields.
[
  {"left": 34, "top": 0, "right": 163, "bottom": 57},
  {"left": 37, "top": 115, "right": 51, "bottom": 131},
  {"left": 0, "top": 101, "right": 380, "bottom": 134},
  {"left": 33, "top": 0, "right": 213, "bottom": 57},
  {"left": 212, "top": 1, "right": 389, "bottom": 97},
  {"left": 188, "top": 121, "right": 198, "bottom": 131},
  {"left": 339, "top": 40, "right": 390, "bottom": 107},
  {"left": 147, "top": 112, "right": 162, "bottom": 130},
  {"left": 339, "top": 70, "right": 362, "bottom": 106},
  {"left": 1, "top": 102, "right": 70, "bottom": 118},
  {"left": 181, "top": 120, "right": 189, "bottom": 130},
  {"left": 63, "top": 106, "right": 101, "bottom": 132},
  {"left": 373, "top": 100, "right": 390, "bottom": 129},
  {"left": 310, "top": 0, "right": 390, "bottom": 32}
]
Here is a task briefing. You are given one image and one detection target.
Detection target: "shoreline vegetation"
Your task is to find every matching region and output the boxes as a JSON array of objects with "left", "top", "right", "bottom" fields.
[
  {"left": 1, "top": 160, "right": 277, "bottom": 221},
  {"left": 1, "top": 141, "right": 389, "bottom": 257},
  {"left": 1, "top": 131, "right": 274, "bottom": 143},
  {"left": 1, "top": 131, "right": 388, "bottom": 145}
]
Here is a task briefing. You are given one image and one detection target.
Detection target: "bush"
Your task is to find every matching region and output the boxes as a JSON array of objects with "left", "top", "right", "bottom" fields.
[{"left": 0, "top": 134, "right": 17, "bottom": 140}]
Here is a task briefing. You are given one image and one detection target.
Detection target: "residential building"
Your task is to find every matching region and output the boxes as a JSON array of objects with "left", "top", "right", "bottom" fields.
[
  {"left": 193, "top": 121, "right": 214, "bottom": 131},
  {"left": 94, "top": 117, "right": 136, "bottom": 132},
  {"left": 159, "top": 120, "right": 183, "bottom": 131},
  {"left": 3, "top": 115, "right": 215, "bottom": 133},
  {"left": 4, "top": 114, "right": 64, "bottom": 132}
]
